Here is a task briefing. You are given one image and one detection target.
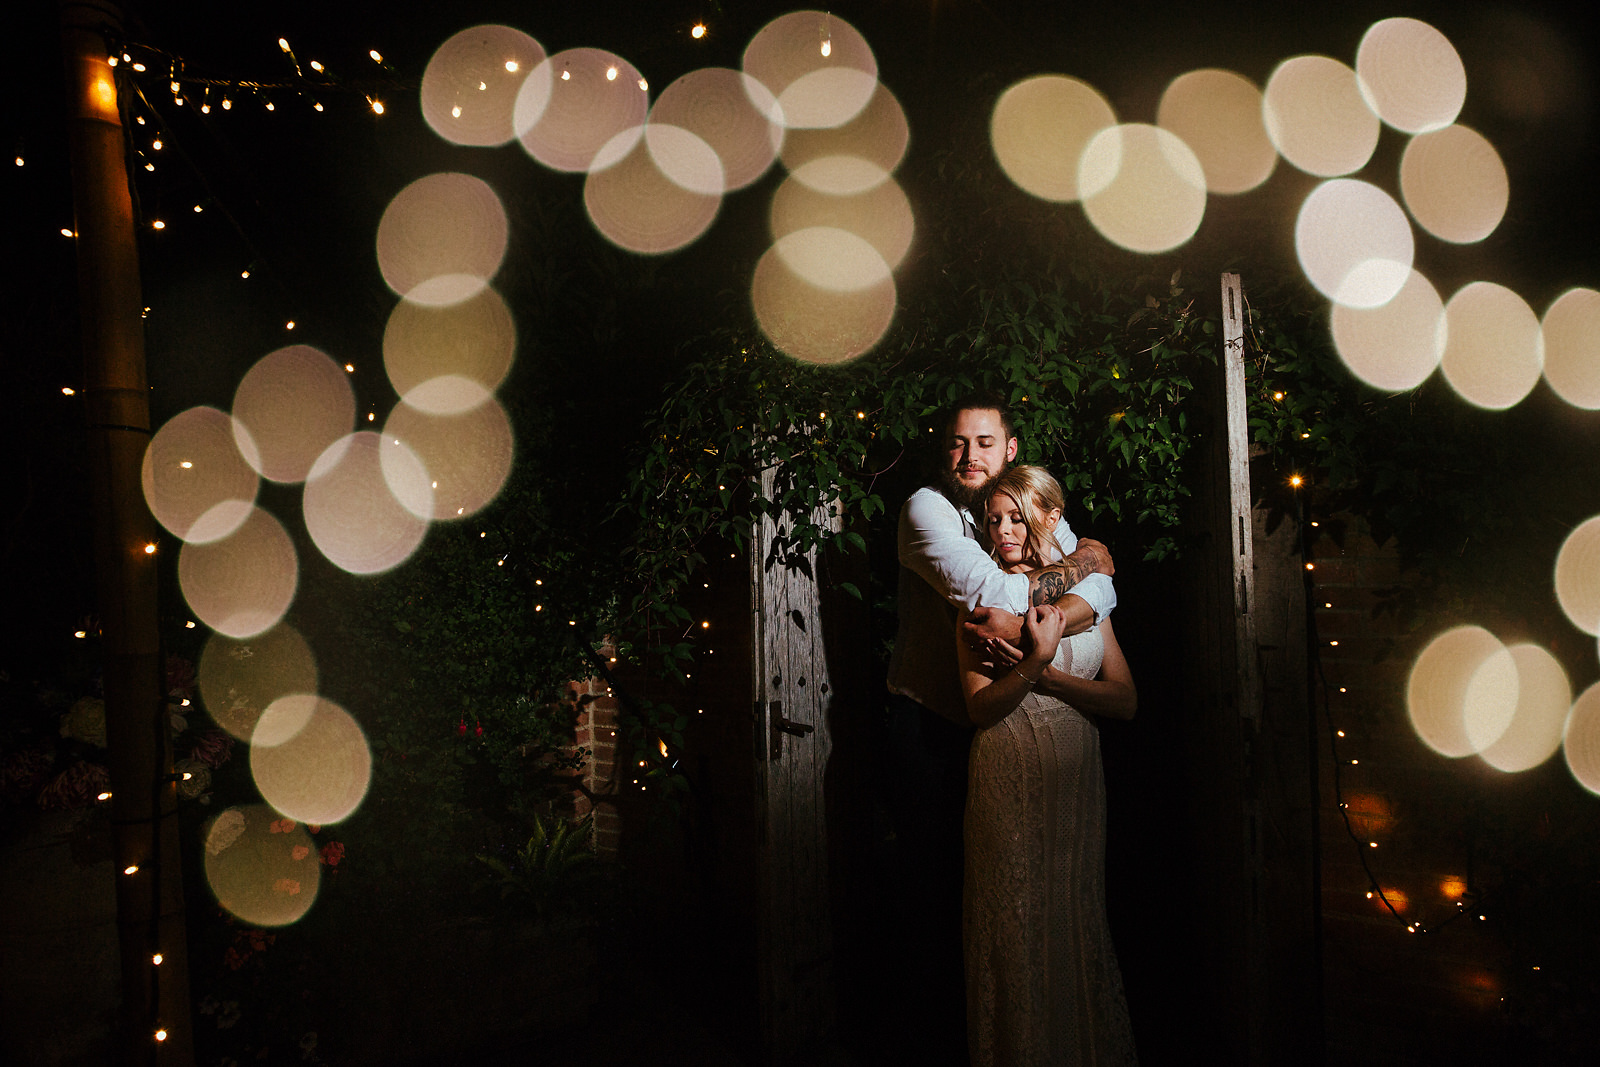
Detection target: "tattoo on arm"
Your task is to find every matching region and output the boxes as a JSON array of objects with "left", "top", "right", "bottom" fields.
[{"left": 1030, "top": 567, "right": 1076, "bottom": 607}]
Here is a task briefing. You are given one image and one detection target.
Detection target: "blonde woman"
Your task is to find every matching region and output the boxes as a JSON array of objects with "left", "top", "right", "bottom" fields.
[{"left": 958, "top": 465, "right": 1138, "bottom": 1066}]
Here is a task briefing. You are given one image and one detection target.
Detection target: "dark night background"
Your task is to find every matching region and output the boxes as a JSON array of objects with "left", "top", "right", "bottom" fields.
[{"left": 6, "top": 1, "right": 1600, "bottom": 1064}]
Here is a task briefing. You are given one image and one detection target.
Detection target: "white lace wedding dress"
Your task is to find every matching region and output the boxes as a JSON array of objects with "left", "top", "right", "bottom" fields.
[{"left": 964, "top": 625, "right": 1137, "bottom": 1066}]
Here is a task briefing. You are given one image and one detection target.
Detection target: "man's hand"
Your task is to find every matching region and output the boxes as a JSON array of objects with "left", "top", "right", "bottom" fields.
[
  {"left": 963, "top": 605, "right": 1023, "bottom": 648},
  {"left": 1071, "top": 538, "right": 1114, "bottom": 578}
]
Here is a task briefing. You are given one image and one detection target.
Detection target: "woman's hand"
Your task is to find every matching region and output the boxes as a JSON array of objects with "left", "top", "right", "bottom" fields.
[{"left": 1022, "top": 605, "right": 1067, "bottom": 665}]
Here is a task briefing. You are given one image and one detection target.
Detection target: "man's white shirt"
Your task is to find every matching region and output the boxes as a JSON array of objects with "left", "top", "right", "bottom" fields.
[{"left": 886, "top": 486, "right": 1116, "bottom": 724}]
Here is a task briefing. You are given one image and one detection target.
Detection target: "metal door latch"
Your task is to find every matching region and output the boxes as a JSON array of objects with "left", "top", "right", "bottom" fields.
[{"left": 767, "top": 701, "right": 814, "bottom": 758}]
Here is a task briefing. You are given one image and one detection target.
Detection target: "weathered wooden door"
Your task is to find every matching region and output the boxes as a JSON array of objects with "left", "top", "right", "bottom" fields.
[{"left": 749, "top": 466, "right": 837, "bottom": 1065}]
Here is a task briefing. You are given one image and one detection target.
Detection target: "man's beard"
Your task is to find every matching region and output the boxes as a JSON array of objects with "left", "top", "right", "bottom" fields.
[{"left": 937, "top": 466, "right": 1002, "bottom": 513}]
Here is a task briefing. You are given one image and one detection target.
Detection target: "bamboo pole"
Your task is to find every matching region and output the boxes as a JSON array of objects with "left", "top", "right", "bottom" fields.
[{"left": 60, "top": 1, "right": 194, "bottom": 1061}]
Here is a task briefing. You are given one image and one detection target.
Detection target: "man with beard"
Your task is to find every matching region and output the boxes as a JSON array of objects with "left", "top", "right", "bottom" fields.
[{"left": 883, "top": 395, "right": 1115, "bottom": 1062}]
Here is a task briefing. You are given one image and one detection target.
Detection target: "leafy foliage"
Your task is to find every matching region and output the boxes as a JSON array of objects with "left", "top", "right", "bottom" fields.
[{"left": 476, "top": 812, "right": 598, "bottom": 921}]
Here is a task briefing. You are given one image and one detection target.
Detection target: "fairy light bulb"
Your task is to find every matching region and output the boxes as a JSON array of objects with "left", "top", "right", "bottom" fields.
[
  {"left": 369, "top": 97, "right": 385, "bottom": 114},
  {"left": 278, "top": 38, "right": 291, "bottom": 52},
  {"left": 152, "top": 953, "right": 164, "bottom": 965},
  {"left": 505, "top": 60, "right": 519, "bottom": 72},
  {"left": 692, "top": 23, "right": 707, "bottom": 38},
  {"left": 222, "top": 96, "right": 232, "bottom": 110},
  {"left": 124, "top": 865, "right": 139, "bottom": 875},
  {"left": 606, "top": 66, "right": 618, "bottom": 81},
  {"left": 561, "top": 70, "right": 571, "bottom": 81},
  {"left": 154, "top": 1029, "right": 168, "bottom": 1042},
  {"left": 369, "top": 50, "right": 384, "bottom": 63},
  {"left": 311, "top": 60, "right": 324, "bottom": 73},
  {"left": 452, "top": 105, "right": 462, "bottom": 118},
  {"left": 821, "top": 39, "right": 832, "bottom": 57}
]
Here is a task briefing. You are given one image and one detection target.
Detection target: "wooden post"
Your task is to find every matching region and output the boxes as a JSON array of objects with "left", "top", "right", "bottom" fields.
[
  {"left": 1221, "top": 273, "right": 1262, "bottom": 725},
  {"left": 749, "top": 466, "right": 837, "bottom": 1066},
  {"left": 60, "top": 1, "right": 194, "bottom": 1061}
]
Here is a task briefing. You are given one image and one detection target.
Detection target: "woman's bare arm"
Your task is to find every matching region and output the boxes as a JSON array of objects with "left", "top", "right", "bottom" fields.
[
  {"left": 959, "top": 606, "right": 1065, "bottom": 729},
  {"left": 1031, "top": 618, "right": 1137, "bottom": 720}
]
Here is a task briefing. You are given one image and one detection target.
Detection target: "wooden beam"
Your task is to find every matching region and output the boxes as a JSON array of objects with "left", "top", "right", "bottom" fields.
[{"left": 1221, "top": 272, "right": 1262, "bottom": 725}]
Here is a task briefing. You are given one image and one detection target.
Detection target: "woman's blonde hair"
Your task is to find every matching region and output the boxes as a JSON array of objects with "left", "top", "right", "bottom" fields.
[{"left": 988, "top": 465, "right": 1066, "bottom": 565}]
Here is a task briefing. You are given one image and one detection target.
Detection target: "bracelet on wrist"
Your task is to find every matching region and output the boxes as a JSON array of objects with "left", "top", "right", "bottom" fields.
[{"left": 1013, "top": 666, "right": 1040, "bottom": 687}]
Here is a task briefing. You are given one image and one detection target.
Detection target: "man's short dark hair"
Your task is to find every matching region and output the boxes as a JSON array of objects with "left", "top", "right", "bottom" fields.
[{"left": 938, "top": 392, "right": 1017, "bottom": 443}]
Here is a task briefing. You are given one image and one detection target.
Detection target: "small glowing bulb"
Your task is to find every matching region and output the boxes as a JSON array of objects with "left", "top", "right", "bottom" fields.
[
  {"left": 193, "top": 204, "right": 203, "bottom": 213},
  {"left": 1301, "top": 432, "right": 1311, "bottom": 439},
  {"left": 222, "top": 97, "right": 232, "bottom": 110},
  {"left": 279, "top": 38, "right": 291, "bottom": 52},
  {"left": 1336, "top": 730, "right": 1345, "bottom": 737},
  {"left": 152, "top": 953, "right": 164, "bottom": 965},
  {"left": 74, "top": 630, "right": 87, "bottom": 639},
  {"left": 535, "top": 605, "right": 542, "bottom": 611},
  {"left": 568, "top": 620, "right": 576, "bottom": 626},
  {"left": 181, "top": 772, "right": 193, "bottom": 780},
  {"left": 169, "top": 81, "right": 179, "bottom": 94},
  {"left": 1273, "top": 391, "right": 1284, "bottom": 401},
  {"left": 131, "top": 62, "right": 146, "bottom": 72},
  {"left": 371, "top": 98, "right": 385, "bottom": 114},
  {"left": 240, "top": 270, "right": 250, "bottom": 278},
  {"left": 452, "top": 105, "right": 462, "bottom": 118},
  {"left": 344, "top": 364, "right": 354, "bottom": 373},
  {"left": 152, "top": 138, "right": 163, "bottom": 150},
  {"left": 1304, "top": 562, "right": 1314, "bottom": 571},
  {"left": 821, "top": 39, "right": 832, "bottom": 57},
  {"left": 701, "top": 621, "right": 710, "bottom": 629},
  {"left": 1366, "top": 890, "right": 1374, "bottom": 899},
  {"left": 124, "top": 865, "right": 139, "bottom": 876},
  {"left": 606, "top": 66, "right": 618, "bottom": 81},
  {"left": 366, "top": 412, "right": 375, "bottom": 422},
  {"left": 185, "top": 620, "right": 196, "bottom": 629},
  {"left": 136, "top": 116, "right": 146, "bottom": 126},
  {"left": 561, "top": 70, "right": 571, "bottom": 81},
  {"left": 370, "top": 50, "right": 384, "bottom": 63},
  {"left": 1329, "top": 640, "right": 1339, "bottom": 647},
  {"left": 98, "top": 791, "right": 112, "bottom": 801},
  {"left": 285, "top": 320, "right": 296, "bottom": 330},
  {"left": 61, "top": 228, "right": 75, "bottom": 238},
  {"left": 311, "top": 60, "right": 324, "bottom": 73},
  {"left": 62, "top": 386, "right": 76, "bottom": 395},
  {"left": 144, "top": 163, "right": 154, "bottom": 172},
  {"left": 108, "top": 56, "right": 118, "bottom": 67},
  {"left": 638, "top": 78, "right": 649, "bottom": 91},
  {"left": 313, "top": 102, "right": 324, "bottom": 112},
  {"left": 1289, "top": 475, "right": 1304, "bottom": 488},
  {"left": 692, "top": 23, "right": 707, "bottom": 39},
  {"left": 265, "top": 100, "right": 276, "bottom": 111},
  {"left": 1349, "top": 758, "right": 1358, "bottom": 765},
  {"left": 154, "top": 1029, "right": 168, "bottom": 1042},
  {"left": 1369, "top": 841, "right": 1378, "bottom": 848},
  {"left": 505, "top": 60, "right": 519, "bottom": 72},
  {"left": 1339, "top": 687, "right": 1347, "bottom": 693},
  {"left": 478, "top": 81, "right": 487, "bottom": 91},
  {"left": 179, "top": 460, "right": 192, "bottom": 469},
  {"left": 144, "top": 543, "right": 157, "bottom": 554}
]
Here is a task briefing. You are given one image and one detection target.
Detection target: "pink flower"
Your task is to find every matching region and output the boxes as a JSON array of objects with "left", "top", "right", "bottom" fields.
[
  {"left": 291, "top": 845, "right": 310, "bottom": 861},
  {"left": 269, "top": 818, "right": 297, "bottom": 834},
  {"left": 319, "top": 841, "right": 345, "bottom": 867}
]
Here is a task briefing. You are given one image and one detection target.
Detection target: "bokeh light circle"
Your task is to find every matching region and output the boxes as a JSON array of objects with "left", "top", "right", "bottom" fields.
[
  {"left": 1263, "top": 55, "right": 1381, "bottom": 177},
  {"left": 1408, "top": 625, "right": 1507, "bottom": 758},
  {"left": 779, "top": 83, "right": 908, "bottom": 184},
  {"left": 1295, "top": 179, "right": 1414, "bottom": 309},
  {"left": 1553, "top": 516, "right": 1600, "bottom": 636},
  {"left": 1541, "top": 288, "right": 1600, "bottom": 410},
  {"left": 990, "top": 75, "right": 1116, "bottom": 203},
  {"left": 1480, "top": 644, "right": 1570, "bottom": 773},
  {"left": 250, "top": 696, "right": 372, "bottom": 825},
  {"left": 383, "top": 287, "right": 515, "bottom": 415},
  {"left": 197, "top": 625, "right": 319, "bottom": 744},
  {"left": 1156, "top": 69, "right": 1277, "bottom": 195},
  {"left": 1563, "top": 682, "right": 1600, "bottom": 797},
  {"left": 1329, "top": 268, "right": 1445, "bottom": 391},
  {"left": 1439, "top": 282, "right": 1543, "bottom": 410},
  {"left": 203, "top": 804, "right": 321, "bottom": 926},
  {"left": 650, "top": 67, "right": 782, "bottom": 191},
  {"left": 142, "top": 406, "right": 258, "bottom": 544},
  {"left": 514, "top": 48, "right": 648, "bottom": 173},
  {"left": 384, "top": 397, "right": 514, "bottom": 521},
  {"left": 743, "top": 11, "right": 878, "bottom": 130},
  {"left": 376, "top": 173, "right": 508, "bottom": 307},
  {"left": 773, "top": 226, "right": 892, "bottom": 292},
  {"left": 752, "top": 238, "right": 895, "bottom": 365},
  {"left": 770, "top": 173, "right": 914, "bottom": 271},
  {"left": 303, "top": 432, "right": 431, "bottom": 575},
  {"left": 1355, "top": 17, "right": 1467, "bottom": 134},
  {"left": 232, "top": 346, "right": 355, "bottom": 484},
  {"left": 1078, "top": 123, "right": 1207, "bottom": 254},
  {"left": 420, "top": 25, "right": 547, "bottom": 147},
  {"left": 1461, "top": 644, "right": 1520, "bottom": 756},
  {"left": 788, "top": 155, "right": 893, "bottom": 197},
  {"left": 1399, "top": 125, "right": 1509, "bottom": 244},
  {"left": 178, "top": 506, "right": 298, "bottom": 639},
  {"left": 584, "top": 126, "right": 723, "bottom": 253}
]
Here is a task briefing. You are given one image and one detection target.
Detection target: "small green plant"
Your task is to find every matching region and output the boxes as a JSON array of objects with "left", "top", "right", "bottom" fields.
[{"left": 475, "top": 813, "right": 598, "bottom": 921}]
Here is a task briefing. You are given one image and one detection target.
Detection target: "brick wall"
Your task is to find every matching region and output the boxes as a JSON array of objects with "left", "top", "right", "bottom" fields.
[{"left": 567, "top": 674, "right": 623, "bottom": 857}]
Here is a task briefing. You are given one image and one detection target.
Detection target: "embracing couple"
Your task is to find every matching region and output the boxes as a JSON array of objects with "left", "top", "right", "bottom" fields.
[{"left": 886, "top": 395, "right": 1138, "bottom": 1066}]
